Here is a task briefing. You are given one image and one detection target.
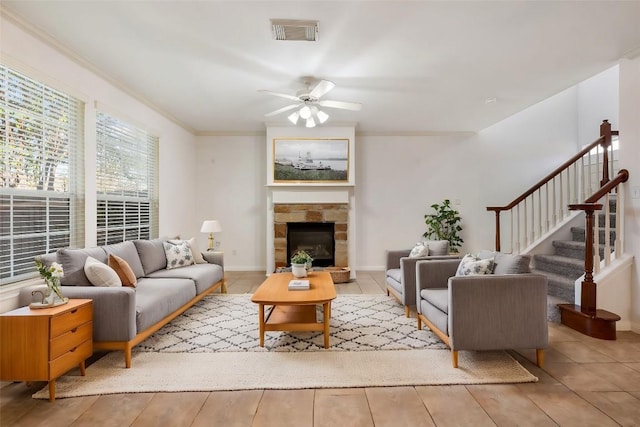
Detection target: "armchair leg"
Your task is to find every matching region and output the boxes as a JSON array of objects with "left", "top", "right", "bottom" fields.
[
  {"left": 417, "top": 316, "right": 422, "bottom": 330},
  {"left": 536, "top": 349, "right": 545, "bottom": 368},
  {"left": 386, "top": 288, "right": 390, "bottom": 296},
  {"left": 451, "top": 350, "right": 459, "bottom": 368},
  {"left": 404, "top": 305, "right": 411, "bottom": 318}
]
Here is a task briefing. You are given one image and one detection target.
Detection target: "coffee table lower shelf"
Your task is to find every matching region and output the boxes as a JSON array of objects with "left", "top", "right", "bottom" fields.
[{"left": 258, "top": 303, "right": 331, "bottom": 348}]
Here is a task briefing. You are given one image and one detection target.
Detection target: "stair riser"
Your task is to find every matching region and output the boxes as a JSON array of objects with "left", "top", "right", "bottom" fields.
[
  {"left": 553, "top": 244, "right": 606, "bottom": 260},
  {"left": 548, "top": 281, "right": 574, "bottom": 303},
  {"left": 571, "top": 228, "right": 616, "bottom": 243},
  {"left": 533, "top": 258, "right": 584, "bottom": 279},
  {"left": 597, "top": 213, "right": 617, "bottom": 228}
]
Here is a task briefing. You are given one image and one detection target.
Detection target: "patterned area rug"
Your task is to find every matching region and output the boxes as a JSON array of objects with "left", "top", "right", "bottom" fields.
[
  {"left": 135, "top": 294, "right": 448, "bottom": 352},
  {"left": 32, "top": 294, "right": 539, "bottom": 399}
]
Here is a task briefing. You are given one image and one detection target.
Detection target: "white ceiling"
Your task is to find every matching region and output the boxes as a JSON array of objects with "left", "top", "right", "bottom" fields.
[{"left": 3, "top": 1, "right": 640, "bottom": 134}]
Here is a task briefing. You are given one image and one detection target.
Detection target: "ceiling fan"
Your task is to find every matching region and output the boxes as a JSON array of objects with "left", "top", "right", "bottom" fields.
[{"left": 259, "top": 79, "right": 362, "bottom": 128}]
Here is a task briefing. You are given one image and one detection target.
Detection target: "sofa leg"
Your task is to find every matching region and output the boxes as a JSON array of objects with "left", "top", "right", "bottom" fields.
[
  {"left": 404, "top": 305, "right": 411, "bottom": 318},
  {"left": 125, "top": 345, "right": 132, "bottom": 368},
  {"left": 386, "top": 288, "right": 390, "bottom": 296},
  {"left": 451, "top": 350, "right": 459, "bottom": 368},
  {"left": 536, "top": 349, "right": 544, "bottom": 368},
  {"left": 417, "top": 316, "right": 422, "bottom": 330}
]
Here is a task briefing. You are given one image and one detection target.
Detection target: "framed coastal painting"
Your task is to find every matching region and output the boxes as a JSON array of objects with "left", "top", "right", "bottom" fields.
[{"left": 272, "top": 138, "right": 350, "bottom": 183}]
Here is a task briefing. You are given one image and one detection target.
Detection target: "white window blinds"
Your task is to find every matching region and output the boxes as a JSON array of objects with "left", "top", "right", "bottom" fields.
[
  {"left": 95, "top": 111, "right": 158, "bottom": 245},
  {"left": 0, "top": 64, "right": 84, "bottom": 284}
]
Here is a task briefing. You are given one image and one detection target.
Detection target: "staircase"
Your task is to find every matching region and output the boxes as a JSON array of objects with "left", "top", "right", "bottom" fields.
[
  {"left": 531, "top": 197, "right": 617, "bottom": 321},
  {"left": 487, "top": 120, "right": 628, "bottom": 339}
]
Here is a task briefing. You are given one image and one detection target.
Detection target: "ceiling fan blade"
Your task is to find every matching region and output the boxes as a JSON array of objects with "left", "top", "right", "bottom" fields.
[
  {"left": 258, "top": 89, "right": 300, "bottom": 101},
  {"left": 264, "top": 104, "right": 300, "bottom": 117},
  {"left": 317, "top": 99, "right": 363, "bottom": 111},
  {"left": 309, "top": 80, "right": 336, "bottom": 99}
]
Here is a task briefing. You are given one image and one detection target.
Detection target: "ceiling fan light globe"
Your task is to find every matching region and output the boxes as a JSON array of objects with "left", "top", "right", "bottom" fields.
[
  {"left": 305, "top": 117, "right": 316, "bottom": 128},
  {"left": 317, "top": 110, "right": 329, "bottom": 123},
  {"left": 288, "top": 111, "right": 299, "bottom": 125},
  {"left": 299, "top": 106, "right": 312, "bottom": 119}
]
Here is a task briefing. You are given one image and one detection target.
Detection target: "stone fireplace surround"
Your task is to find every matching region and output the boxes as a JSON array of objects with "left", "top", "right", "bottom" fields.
[
  {"left": 274, "top": 203, "right": 348, "bottom": 268},
  {"left": 265, "top": 187, "right": 356, "bottom": 278}
]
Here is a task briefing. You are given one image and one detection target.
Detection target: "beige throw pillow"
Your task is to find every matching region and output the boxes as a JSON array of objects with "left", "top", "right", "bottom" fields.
[{"left": 84, "top": 256, "right": 122, "bottom": 287}]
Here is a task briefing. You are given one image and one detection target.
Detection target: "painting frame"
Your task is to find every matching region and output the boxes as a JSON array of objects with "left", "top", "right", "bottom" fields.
[{"left": 272, "top": 138, "right": 350, "bottom": 184}]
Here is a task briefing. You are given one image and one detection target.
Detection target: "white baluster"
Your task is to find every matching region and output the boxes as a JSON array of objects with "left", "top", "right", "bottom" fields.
[{"left": 604, "top": 193, "right": 611, "bottom": 266}]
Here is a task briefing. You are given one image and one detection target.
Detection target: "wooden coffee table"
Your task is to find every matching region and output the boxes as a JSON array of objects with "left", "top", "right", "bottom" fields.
[{"left": 251, "top": 271, "right": 337, "bottom": 348}]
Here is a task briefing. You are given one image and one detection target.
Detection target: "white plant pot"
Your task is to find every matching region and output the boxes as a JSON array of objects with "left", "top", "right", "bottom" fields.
[{"left": 291, "top": 263, "right": 307, "bottom": 278}]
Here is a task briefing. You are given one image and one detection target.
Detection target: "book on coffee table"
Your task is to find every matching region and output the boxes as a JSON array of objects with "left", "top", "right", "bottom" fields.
[{"left": 288, "top": 279, "right": 310, "bottom": 290}]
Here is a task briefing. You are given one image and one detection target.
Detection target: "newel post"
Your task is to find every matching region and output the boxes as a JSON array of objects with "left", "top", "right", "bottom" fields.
[
  {"left": 580, "top": 207, "right": 600, "bottom": 315},
  {"left": 600, "top": 120, "right": 612, "bottom": 187}
]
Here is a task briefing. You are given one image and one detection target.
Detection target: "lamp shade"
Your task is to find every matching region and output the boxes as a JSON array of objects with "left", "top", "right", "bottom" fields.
[{"left": 200, "top": 220, "right": 222, "bottom": 233}]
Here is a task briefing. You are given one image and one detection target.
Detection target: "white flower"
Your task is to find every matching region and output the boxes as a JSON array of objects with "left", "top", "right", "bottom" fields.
[{"left": 50, "top": 262, "right": 64, "bottom": 278}]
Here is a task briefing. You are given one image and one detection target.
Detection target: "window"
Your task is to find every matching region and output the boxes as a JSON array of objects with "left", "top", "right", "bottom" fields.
[
  {"left": 0, "top": 65, "right": 84, "bottom": 284},
  {"left": 96, "top": 111, "right": 158, "bottom": 245}
]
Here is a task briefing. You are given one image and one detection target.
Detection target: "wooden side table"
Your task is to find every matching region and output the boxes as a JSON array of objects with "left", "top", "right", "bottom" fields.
[{"left": 0, "top": 299, "right": 93, "bottom": 401}]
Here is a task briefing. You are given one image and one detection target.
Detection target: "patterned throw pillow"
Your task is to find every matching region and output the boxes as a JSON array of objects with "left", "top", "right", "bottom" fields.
[
  {"left": 455, "top": 254, "right": 494, "bottom": 276},
  {"left": 163, "top": 241, "right": 195, "bottom": 270},
  {"left": 409, "top": 242, "right": 429, "bottom": 258},
  {"left": 168, "top": 237, "right": 206, "bottom": 264}
]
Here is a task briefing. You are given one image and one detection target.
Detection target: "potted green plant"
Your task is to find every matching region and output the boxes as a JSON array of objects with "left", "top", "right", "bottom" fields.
[
  {"left": 423, "top": 199, "right": 463, "bottom": 253},
  {"left": 290, "top": 250, "right": 313, "bottom": 278}
]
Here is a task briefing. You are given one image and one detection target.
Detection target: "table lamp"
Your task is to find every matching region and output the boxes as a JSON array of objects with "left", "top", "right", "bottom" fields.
[{"left": 200, "top": 220, "right": 222, "bottom": 251}]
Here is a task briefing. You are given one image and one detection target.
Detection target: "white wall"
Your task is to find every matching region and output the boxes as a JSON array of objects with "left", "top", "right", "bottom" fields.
[
  {"left": 357, "top": 88, "right": 579, "bottom": 269},
  {"left": 619, "top": 56, "right": 640, "bottom": 332},
  {"left": 195, "top": 135, "right": 266, "bottom": 269},
  {"left": 577, "top": 65, "right": 620, "bottom": 144}
]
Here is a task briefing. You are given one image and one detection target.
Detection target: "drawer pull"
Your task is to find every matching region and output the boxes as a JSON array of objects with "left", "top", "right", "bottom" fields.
[
  {"left": 70, "top": 347, "right": 77, "bottom": 353},
  {"left": 71, "top": 328, "right": 78, "bottom": 333},
  {"left": 70, "top": 309, "right": 78, "bottom": 314}
]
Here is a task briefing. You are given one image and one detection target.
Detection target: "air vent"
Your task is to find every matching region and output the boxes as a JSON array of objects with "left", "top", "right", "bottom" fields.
[{"left": 271, "top": 19, "right": 318, "bottom": 41}]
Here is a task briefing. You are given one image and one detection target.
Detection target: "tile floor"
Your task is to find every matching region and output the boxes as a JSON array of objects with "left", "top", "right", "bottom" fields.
[{"left": 1, "top": 271, "right": 639, "bottom": 426}]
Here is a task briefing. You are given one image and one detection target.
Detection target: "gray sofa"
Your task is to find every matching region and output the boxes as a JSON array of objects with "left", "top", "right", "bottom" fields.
[
  {"left": 19, "top": 238, "right": 225, "bottom": 368},
  {"left": 415, "top": 253, "right": 548, "bottom": 368}
]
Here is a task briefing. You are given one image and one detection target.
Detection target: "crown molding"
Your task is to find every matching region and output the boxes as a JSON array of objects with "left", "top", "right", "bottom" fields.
[
  {"left": 355, "top": 130, "right": 476, "bottom": 137},
  {"left": 196, "top": 130, "right": 267, "bottom": 137},
  {"left": 1, "top": 6, "right": 196, "bottom": 135}
]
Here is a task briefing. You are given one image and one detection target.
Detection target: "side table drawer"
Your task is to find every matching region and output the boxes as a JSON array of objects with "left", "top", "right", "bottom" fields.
[
  {"left": 51, "top": 303, "right": 93, "bottom": 338},
  {"left": 50, "top": 321, "right": 92, "bottom": 360},
  {"left": 50, "top": 339, "right": 93, "bottom": 380}
]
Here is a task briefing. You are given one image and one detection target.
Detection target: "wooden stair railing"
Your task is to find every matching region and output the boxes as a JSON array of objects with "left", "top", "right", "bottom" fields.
[
  {"left": 558, "top": 167, "right": 628, "bottom": 340},
  {"left": 487, "top": 120, "right": 619, "bottom": 253},
  {"left": 487, "top": 120, "right": 628, "bottom": 340}
]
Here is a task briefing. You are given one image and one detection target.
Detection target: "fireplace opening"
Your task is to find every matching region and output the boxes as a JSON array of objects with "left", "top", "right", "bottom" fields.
[{"left": 287, "top": 222, "right": 335, "bottom": 267}]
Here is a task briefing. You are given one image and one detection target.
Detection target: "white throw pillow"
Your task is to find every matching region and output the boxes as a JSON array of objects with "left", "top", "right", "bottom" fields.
[
  {"left": 163, "top": 241, "right": 196, "bottom": 270},
  {"left": 455, "top": 254, "right": 494, "bottom": 276},
  {"left": 169, "top": 237, "right": 206, "bottom": 264},
  {"left": 84, "top": 256, "right": 122, "bottom": 287},
  {"left": 409, "top": 242, "right": 429, "bottom": 258}
]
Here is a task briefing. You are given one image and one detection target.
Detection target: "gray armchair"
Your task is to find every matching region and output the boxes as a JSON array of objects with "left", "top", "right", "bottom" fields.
[
  {"left": 415, "top": 255, "right": 548, "bottom": 368},
  {"left": 385, "top": 240, "right": 457, "bottom": 317}
]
